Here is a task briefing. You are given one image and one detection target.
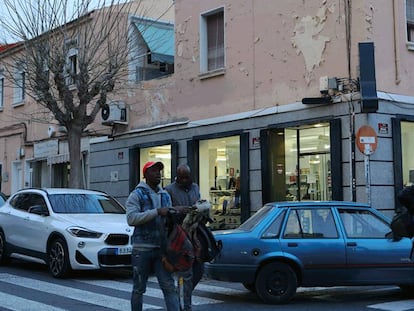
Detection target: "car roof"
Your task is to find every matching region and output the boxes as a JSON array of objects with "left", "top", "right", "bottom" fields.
[
  {"left": 267, "top": 201, "right": 371, "bottom": 209},
  {"left": 13, "top": 188, "right": 108, "bottom": 196}
]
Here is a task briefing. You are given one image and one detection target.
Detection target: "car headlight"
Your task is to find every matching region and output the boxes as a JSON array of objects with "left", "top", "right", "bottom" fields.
[{"left": 67, "top": 227, "right": 103, "bottom": 238}]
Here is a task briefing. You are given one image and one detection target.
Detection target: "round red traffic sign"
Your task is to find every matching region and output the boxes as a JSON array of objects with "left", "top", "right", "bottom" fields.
[{"left": 356, "top": 125, "right": 378, "bottom": 155}]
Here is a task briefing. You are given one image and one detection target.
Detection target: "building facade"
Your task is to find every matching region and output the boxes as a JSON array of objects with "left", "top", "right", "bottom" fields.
[
  {"left": 2, "top": 1, "right": 414, "bottom": 230},
  {"left": 88, "top": 0, "right": 414, "bottom": 228},
  {"left": 0, "top": 0, "right": 174, "bottom": 195}
]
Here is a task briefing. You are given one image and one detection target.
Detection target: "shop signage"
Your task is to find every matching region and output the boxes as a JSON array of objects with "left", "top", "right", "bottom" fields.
[
  {"left": 34, "top": 139, "right": 58, "bottom": 158},
  {"left": 251, "top": 137, "right": 260, "bottom": 148}
]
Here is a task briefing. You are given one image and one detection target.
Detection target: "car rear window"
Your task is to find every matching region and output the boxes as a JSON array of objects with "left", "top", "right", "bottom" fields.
[
  {"left": 49, "top": 194, "right": 126, "bottom": 214},
  {"left": 238, "top": 204, "right": 277, "bottom": 231}
]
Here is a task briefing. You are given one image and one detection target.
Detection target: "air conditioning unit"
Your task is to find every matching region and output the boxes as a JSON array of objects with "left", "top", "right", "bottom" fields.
[{"left": 101, "top": 101, "right": 127, "bottom": 125}]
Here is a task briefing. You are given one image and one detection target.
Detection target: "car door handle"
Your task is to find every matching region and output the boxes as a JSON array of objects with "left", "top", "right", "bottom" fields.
[
  {"left": 287, "top": 242, "right": 298, "bottom": 247},
  {"left": 346, "top": 242, "right": 357, "bottom": 247}
]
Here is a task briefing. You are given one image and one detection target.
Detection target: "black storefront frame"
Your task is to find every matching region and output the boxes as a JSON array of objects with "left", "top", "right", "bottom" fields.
[
  {"left": 260, "top": 118, "right": 342, "bottom": 204},
  {"left": 392, "top": 115, "right": 414, "bottom": 209},
  {"left": 190, "top": 131, "right": 250, "bottom": 223},
  {"left": 128, "top": 140, "right": 178, "bottom": 192}
]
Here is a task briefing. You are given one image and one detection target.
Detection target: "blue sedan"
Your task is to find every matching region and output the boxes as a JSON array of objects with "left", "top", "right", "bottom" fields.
[{"left": 205, "top": 201, "right": 414, "bottom": 304}]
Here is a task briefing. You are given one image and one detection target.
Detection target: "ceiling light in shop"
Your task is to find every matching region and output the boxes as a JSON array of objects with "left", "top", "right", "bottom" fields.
[
  {"left": 156, "top": 154, "right": 171, "bottom": 159},
  {"left": 290, "top": 147, "right": 318, "bottom": 152}
]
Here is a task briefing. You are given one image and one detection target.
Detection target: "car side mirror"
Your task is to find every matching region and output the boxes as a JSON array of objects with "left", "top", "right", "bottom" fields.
[{"left": 28, "top": 204, "right": 49, "bottom": 216}]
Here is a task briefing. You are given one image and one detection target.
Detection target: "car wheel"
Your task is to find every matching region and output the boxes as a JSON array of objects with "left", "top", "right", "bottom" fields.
[
  {"left": 243, "top": 282, "right": 256, "bottom": 292},
  {"left": 0, "top": 230, "right": 9, "bottom": 264},
  {"left": 48, "top": 238, "right": 71, "bottom": 278},
  {"left": 255, "top": 262, "right": 297, "bottom": 304}
]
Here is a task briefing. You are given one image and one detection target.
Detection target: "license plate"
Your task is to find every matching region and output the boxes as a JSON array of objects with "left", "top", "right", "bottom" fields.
[{"left": 117, "top": 246, "right": 132, "bottom": 255}]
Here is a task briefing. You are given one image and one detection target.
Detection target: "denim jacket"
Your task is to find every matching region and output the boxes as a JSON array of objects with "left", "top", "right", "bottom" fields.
[{"left": 126, "top": 181, "right": 172, "bottom": 249}]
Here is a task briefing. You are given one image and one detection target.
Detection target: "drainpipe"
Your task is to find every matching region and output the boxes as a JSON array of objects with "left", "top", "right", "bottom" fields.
[{"left": 393, "top": 0, "right": 401, "bottom": 85}]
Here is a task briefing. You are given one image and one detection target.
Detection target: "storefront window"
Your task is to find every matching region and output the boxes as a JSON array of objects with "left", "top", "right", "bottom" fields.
[
  {"left": 269, "top": 123, "right": 331, "bottom": 202},
  {"left": 140, "top": 145, "right": 171, "bottom": 187},
  {"left": 401, "top": 121, "right": 414, "bottom": 186},
  {"left": 199, "top": 136, "right": 240, "bottom": 230}
]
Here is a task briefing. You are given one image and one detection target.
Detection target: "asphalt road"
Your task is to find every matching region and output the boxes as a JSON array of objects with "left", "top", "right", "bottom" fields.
[{"left": 0, "top": 259, "right": 414, "bottom": 311}]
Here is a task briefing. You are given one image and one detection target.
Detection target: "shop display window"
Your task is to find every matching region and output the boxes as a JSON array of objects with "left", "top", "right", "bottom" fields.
[
  {"left": 199, "top": 136, "right": 241, "bottom": 230},
  {"left": 140, "top": 144, "right": 171, "bottom": 187},
  {"left": 268, "top": 123, "right": 331, "bottom": 202},
  {"left": 401, "top": 121, "right": 414, "bottom": 186}
]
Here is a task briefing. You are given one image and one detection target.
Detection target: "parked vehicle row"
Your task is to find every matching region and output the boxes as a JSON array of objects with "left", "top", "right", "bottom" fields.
[
  {"left": 1, "top": 188, "right": 411, "bottom": 305},
  {"left": 0, "top": 188, "right": 133, "bottom": 278}
]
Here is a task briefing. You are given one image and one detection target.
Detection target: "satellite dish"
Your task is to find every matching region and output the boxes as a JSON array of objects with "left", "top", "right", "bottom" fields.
[{"left": 101, "top": 104, "right": 110, "bottom": 120}]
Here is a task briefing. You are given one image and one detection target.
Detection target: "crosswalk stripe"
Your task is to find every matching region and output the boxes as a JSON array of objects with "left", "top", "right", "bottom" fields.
[
  {"left": 0, "top": 273, "right": 160, "bottom": 310},
  {"left": 0, "top": 291, "right": 67, "bottom": 311},
  {"left": 77, "top": 277, "right": 223, "bottom": 305},
  {"left": 368, "top": 300, "right": 414, "bottom": 311}
]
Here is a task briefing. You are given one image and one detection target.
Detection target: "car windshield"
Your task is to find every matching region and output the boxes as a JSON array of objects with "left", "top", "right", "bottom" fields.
[
  {"left": 48, "top": 193, "right": 126, "bottom": 214},
  {"left": 238, "top": 204, "right": 276, "bottom": 231}
]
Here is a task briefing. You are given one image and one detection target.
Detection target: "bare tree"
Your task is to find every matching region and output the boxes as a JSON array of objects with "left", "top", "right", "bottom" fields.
[{"left": 0, "top": 0, "right": 166, "bottom": 188}]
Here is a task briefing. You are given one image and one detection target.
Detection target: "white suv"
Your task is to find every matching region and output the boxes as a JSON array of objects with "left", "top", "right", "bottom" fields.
[{"left": 0, "top": 188, "right": 133, "bottom": 278}]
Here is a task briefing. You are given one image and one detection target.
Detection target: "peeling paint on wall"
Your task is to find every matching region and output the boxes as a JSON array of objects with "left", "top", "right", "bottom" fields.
[
  {"left": 291, "top": 2, "right": 335, "bottom": 80},
  {"left": 145, "top": 91, "right": 171, "bottom": 123}
]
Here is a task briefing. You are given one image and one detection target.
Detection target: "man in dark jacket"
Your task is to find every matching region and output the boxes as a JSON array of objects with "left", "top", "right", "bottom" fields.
[
  {"left": 126, "top": 161, "right": 180, "bottom": 311},
  {"left": 165, "top": 164, "right": 201, "bottom": 311},
  {"left": 391, "top": 185, "right": 414, "bottom": 240}
]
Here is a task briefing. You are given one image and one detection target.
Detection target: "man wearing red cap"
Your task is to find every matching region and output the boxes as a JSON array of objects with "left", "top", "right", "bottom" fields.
[{"left": 126, "top": 161, "right": 179, "bottom": 311}]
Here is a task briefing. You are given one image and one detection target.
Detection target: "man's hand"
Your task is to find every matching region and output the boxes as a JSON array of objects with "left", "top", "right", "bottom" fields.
[
  {"left": 157, "top": 207, "right": 171, "bottom": 216},
  {"left": 173, "top": 206, "right": 191, "bottom": 214}
]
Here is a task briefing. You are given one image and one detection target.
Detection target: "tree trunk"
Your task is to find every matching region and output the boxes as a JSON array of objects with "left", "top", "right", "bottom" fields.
[{"left": 67, "top": 125, "right": 84, "bottom": 189}]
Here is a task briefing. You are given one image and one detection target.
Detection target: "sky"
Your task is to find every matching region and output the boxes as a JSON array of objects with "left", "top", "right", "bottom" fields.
[{"left": 0, "top": 0, "right": 129, "bottom": 43}]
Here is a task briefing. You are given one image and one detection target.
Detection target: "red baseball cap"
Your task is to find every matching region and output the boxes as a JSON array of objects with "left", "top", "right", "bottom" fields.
[{"left": 142, "top": 161, "right": 164, "bottom": 176}]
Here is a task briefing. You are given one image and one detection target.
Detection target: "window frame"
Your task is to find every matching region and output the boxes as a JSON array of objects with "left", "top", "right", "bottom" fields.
[
  {"left": 406, "top": 0, "right": 414, "bottom": 50},
  {"left": 13, "top": 63, "right": 25, "bottom": 105},
  {"left": 66, "top": 47, "right": 78, "bottom": 86},
  {"left": 200, "top": 6, "right": 225, "bottom": 75},
  {"left": 0, "top": 70, "right": 4, "bottom": 109}
]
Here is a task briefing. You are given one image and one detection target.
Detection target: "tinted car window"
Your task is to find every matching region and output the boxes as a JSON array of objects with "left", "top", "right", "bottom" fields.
[
  {"left": 239, "top": 204, "right": 276, "bottom": 231},
  {"left": 10, "top": 194, "right": 32, "bottom": 212},
  {"left": 338, "top": 209, "right": 390, "bottom": 238},
  {"left": 261, "top": 210, "right": 285, "bottom": 238},
  {"left": 283, "top": 208, "right": 338, "bottom": 238},
  {"left": 48, "top": 193, "right": 125, "bottom": 214},
  {"left": 9, "top": 193, "right": 47, "bottom": 213}
]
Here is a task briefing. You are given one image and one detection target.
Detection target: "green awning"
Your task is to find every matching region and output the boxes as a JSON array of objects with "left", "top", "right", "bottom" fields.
[{"left": 135, "top": 20, "right": 174, "bottom": 64}]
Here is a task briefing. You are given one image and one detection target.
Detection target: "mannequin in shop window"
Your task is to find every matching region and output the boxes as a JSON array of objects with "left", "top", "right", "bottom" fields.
[
  {"left": 302, "top": 184, "right": 311, "bottom": 200},
  {"left": 234, "top": 176, "right": 241, "bottom": 208}
]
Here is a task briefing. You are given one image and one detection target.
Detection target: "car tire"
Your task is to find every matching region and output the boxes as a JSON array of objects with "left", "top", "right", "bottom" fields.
[
  {"left": 0, "top": 230, "right": 9, "bottom": 264},
  {"left": 243, "top": 282, "right": 256, "bottom": 292},
  {"left": 255, "top": 262, "right": 297, "bottom": 304},
  {"left": 48, "top": 238, "right": 71, "bottom": 278}
]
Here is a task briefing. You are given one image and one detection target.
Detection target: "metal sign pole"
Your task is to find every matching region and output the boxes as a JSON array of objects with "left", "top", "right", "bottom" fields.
[{"left": 364, "top": 144, "right": 371, "bottom": 206}]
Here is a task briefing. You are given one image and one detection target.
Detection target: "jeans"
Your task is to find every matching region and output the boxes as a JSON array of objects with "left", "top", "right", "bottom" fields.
[
  {"left": 131, "top": 248, "right": 180, "bottom": 311},
  {"left": 180, "top": 260, "right": 205, "bottom": 311}
]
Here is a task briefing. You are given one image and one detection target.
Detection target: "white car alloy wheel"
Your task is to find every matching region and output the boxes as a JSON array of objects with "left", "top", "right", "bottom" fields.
[{"left": 48, "top": 238, "right": 71, "bottom": 278}]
